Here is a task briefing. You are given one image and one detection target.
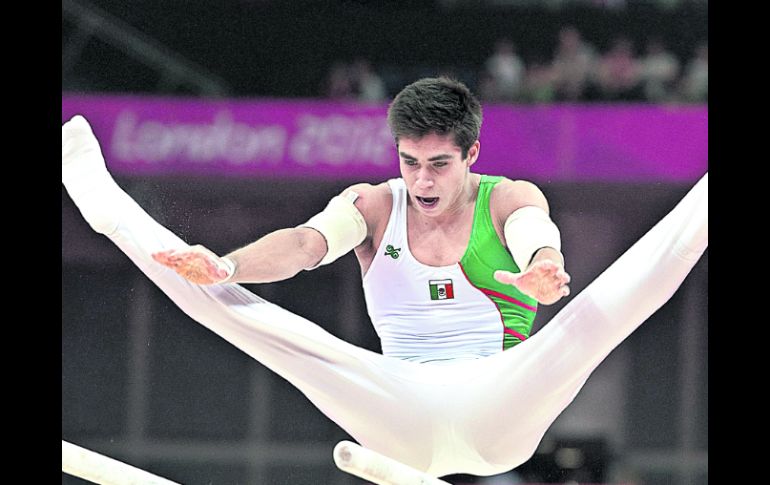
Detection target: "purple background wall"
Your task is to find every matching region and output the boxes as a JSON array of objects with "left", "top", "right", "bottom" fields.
[{"left": 63, "top": 95, "right": 707, "bottom": 182}]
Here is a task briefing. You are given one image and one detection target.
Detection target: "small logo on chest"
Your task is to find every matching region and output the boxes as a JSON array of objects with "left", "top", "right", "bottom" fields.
[
  {"left": 384, "top": 244, "right": 401, "bottom": 259},
  {"left": 429, "top": 279, "right": 454, "bottom": 300}
]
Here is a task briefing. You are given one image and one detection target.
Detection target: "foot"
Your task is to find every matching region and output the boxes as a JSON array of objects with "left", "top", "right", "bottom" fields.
[
  {"left": 62, "top": 115, "right": 110, "bottom": 184},
  {"left": 62, "top": 115, "right": 121, "bottom": 234}
]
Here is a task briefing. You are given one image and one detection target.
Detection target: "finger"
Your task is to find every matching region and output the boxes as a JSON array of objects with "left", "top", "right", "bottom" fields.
[
  {"left": 152, "top": 249, "right": 175, "bottom": 261},
  {"left": 535, "top": 260, "right": 559, "bottom": 272},
  {"left": 182, "top": 249, "right": 217, "bottom": 265},
  {"left": 157, "top": 249, "right": 196, "bottom": 266},
  {"left": 152, "top": 253, "right": 178, "bottom": 267},
  {"left": 175, "top": 252, "right": 201, "bottom": 265},
  {"left": 494, "top": 270, "right": 518, "bottom": 285},
  {"left": 553, "top": 272, "right": 570, "bottom": 286},
  {"left": 535, "top": 265, "right": 559, "bottom": 281}
]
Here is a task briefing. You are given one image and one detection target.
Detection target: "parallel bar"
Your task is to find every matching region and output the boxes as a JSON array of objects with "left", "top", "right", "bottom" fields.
[
  {"left": 62, "top": 440, "right": 180, "bottom": 485},
  {"left": 66, "top": 439, "right": 332, "bottom": 465},
  {"left": 334, "top": 441, "right": 452, "bottom": 485}
]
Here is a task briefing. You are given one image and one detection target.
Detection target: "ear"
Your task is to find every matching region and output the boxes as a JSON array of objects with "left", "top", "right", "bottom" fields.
[{"left": 466, "top": 140, "right": 480, "bottom": 168}]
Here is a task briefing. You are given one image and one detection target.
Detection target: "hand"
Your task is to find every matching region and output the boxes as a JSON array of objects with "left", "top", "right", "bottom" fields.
[
  {"left": 494, "top": 260, "right": 571, "bottom": 305},
  {"left": 152, "top": 245, "right": 235, "bottom": 285}
]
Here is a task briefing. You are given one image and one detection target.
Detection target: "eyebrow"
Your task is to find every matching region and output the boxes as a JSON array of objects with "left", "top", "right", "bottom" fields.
[{"left": 399, "top": 152, "right": 454, "bottom": 162}]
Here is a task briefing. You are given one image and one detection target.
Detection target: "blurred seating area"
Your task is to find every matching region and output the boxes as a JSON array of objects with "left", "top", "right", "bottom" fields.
[
  {"left": 324, "top": 30, "right": 706, "bottom": 104},
  {"left": 62, "top": 0, "right": 707, "bottom": 103}
]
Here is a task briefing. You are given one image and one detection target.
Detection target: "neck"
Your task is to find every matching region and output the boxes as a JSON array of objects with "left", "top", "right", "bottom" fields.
[{"left": 411, "top": 173, "right": 480, "bottom": 228}]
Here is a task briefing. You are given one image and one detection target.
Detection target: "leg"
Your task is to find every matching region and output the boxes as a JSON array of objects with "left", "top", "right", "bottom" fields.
[
  {"left": 459, "top": 174, "right": 708, "bottom": 472},
  {"left": 62, "top": 116, "right": 437, "bottom": 470}
]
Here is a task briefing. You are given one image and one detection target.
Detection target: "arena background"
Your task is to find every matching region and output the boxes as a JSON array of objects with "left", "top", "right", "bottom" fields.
[{"left": 61, "top": 1, "right": 708, "bottom": 484}]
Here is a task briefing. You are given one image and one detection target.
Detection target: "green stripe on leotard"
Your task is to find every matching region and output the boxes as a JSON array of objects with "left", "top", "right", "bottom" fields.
[{"left": 459, "top": 175, "right": 538, "bottom": 350}]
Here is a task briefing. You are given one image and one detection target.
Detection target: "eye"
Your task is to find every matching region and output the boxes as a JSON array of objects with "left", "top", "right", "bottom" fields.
[
  {"left": 403, "top": 159, "right": 417, "bottom": 166},
  {"left": 433, "top": 162, "right": 447, "bottom": 168}
]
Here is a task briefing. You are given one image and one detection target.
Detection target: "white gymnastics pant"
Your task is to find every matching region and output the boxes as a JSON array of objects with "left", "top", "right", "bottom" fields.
[{"left": 62, "top": 126, "right": 707, "bottom": 477}]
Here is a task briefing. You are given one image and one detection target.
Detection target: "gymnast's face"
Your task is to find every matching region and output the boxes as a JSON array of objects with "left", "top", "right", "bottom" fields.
[{"left": 398, "top": 133, "right": 479, "bottom": 218}]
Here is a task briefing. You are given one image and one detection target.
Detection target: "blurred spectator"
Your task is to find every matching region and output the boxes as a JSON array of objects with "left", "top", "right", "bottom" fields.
[
  {"left": 483, "top": 38, "right": 526, "bottom": 102},
  {"left": 522, "top": 59, "right": 556, "bottom": 103},
  {"left": 592, "top": 36, "right": 643, "bottom": 101},
  {"left": 351, "top": 58, "right": 387, "bottom": 102},
  {"left": 679, "top": 42, "right": 708, "bottom": 102},
  {"left": 322, "top": 61, "right": 356, "bottom": 99},
  {"left": 639, "top": 37, "right": 681, "bottom": 102},
  {"left": 550, "top": 26, "right": 598, "bottom": 101}
]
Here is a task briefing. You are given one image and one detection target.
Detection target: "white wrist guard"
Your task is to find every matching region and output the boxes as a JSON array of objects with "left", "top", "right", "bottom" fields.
[
  {"left": 504, "top": 205, "right": 561, "bottom": 270},
  {"left": 299, "top": 191, "right": 367, "bottom": 269}
]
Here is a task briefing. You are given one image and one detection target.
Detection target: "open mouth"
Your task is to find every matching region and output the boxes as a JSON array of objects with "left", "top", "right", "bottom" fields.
[{"left": 415, "top": 196, "right": 439, "bottom": 209}]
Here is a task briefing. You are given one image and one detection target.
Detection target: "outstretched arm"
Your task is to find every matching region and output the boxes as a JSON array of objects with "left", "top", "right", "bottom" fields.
[
  {"left": 152, "top": 227, "right": 327, "bottom": 285},
  {"left": 153, "top": 186, "right": 373, "bottom": 285},
  {"left": 491, "top": 180, "right": 571, "bottom": 305}
]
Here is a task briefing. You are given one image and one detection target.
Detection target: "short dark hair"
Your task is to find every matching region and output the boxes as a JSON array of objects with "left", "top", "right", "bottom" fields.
[{"left": 387, "top": 77, "right": 483, "bottom": 159}]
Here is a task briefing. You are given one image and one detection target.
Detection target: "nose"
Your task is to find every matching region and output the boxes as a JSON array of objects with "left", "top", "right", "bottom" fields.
[{"left": 415, "top": 167, "right": 434, "bottom": 190}]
